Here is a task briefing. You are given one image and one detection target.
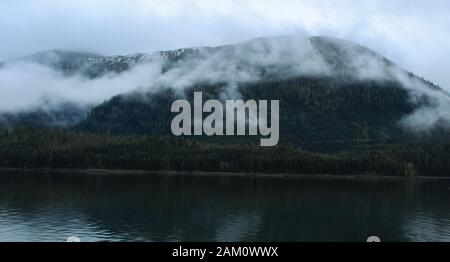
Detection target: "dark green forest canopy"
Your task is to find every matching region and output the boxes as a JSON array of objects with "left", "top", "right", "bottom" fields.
[
  {"left": 1, "top": 128, "right": 449, "bottom": 177},
  {"left": 75, "top": 75, "right": 445, "bottom": 151}
]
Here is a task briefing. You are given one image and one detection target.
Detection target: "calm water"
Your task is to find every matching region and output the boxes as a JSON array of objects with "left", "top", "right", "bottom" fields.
[{"left": 0, "top": 171, "right": 450, "bottom": 242}]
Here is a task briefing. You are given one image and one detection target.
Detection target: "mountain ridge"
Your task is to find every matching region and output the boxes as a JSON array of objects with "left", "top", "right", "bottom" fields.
[{"left": 1, "top": 35, "right": 449, "bottom": 150}]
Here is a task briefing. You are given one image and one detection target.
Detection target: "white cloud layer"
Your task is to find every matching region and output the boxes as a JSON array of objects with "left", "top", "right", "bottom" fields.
[{"left": 1, "top": 0, "right": 450, "bottom": 89}]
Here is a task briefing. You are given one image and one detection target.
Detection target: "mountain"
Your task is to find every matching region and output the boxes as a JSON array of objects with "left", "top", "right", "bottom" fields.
[
  {"left": 1, "top": 35, "right": 450, "bottom": 176},
  {"left": 72, "top": 36, "right": 449, "bottom": 151},
  {"left": 15, "top": 36, "right": 400, "bottom": 79},
  {"left": 16, "top": 47, "right": 203, "bottom": 78},
  {"left": 1, "top": 35, "right": 449, "bottom": 151},
  {"left": 0, "top": 49, "right": 166, "bottom": 127}
]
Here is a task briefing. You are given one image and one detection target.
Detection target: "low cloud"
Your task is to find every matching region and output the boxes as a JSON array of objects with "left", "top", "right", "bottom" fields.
[
  {"left": 0, "top": 61, "right": 162, "bottom": 113},
  {"left": 0, "top": 35, "right": 449, "bottom": 131},
  {"left": 1, "top": 0, "right": 450, "bottom": 89}
]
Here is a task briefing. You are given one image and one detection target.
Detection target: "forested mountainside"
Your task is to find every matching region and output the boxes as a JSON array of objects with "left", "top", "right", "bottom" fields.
[
  {"left": 2, "top": 36, "right": 447, "bottom": 146},
  {"left": 76, "top": 75, "right": 447, "bottom": 151},
  {"left": 1, "top": 35, "right": 450, "bottom": 175}
]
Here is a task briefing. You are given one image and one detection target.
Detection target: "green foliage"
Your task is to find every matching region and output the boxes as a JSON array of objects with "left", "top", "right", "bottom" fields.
[
  {"left": 1, "top": 128, "right": 449, "bottom": 177},
  {"left": 75, "top": 76, "right": 438, "bottom": 151}
]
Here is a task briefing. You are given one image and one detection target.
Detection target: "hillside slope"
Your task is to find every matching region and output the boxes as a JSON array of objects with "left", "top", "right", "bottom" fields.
[
  {"left": 74, "top": 36, "right": 450, "bottom": 150},
  {"left": 1, "top": 35, "right": 448, "bottom": 150}
]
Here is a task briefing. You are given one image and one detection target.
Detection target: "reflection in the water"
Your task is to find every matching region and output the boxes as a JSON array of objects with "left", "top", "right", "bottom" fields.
[{"left": 0, "top": 171, "right": 449, "bottom": 242}]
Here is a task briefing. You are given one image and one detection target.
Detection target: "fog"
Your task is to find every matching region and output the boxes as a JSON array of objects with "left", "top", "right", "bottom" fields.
[
  {"left": 0, "top": 61, "right": 162, "bottom": 112},
  {"left": 0, "top": 1, "right": 449, "bottom": 130},
  {"left": 1, "top": 0, "right": 449, "bottom": 88},
  {"left": 0, "top": 35, "right": 385, "bottom": 112}
]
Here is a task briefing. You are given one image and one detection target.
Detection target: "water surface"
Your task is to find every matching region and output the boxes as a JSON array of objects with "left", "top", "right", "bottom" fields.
[{"left": 0, "top": 171, "right": 449, "bottom": 242}]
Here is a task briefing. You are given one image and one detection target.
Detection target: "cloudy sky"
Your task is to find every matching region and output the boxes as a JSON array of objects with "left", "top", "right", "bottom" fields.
[{"left": 1, "top": 0, "right": 449, "bottom": 88}]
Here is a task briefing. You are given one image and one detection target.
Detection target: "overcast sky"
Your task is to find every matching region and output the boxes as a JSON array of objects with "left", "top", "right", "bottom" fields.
[{"left": 1, "top": 0, "right": 449, "bottom": 88}]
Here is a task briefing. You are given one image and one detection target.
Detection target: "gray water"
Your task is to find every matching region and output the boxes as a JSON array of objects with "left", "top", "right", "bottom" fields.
[{"left": 0, "top": 171, "right": 450, "bottom": 242}]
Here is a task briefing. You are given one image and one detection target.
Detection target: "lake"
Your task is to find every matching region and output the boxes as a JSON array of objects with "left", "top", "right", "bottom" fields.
[{"left": 0, "top": 171, "right": 450, "bottom": 242}]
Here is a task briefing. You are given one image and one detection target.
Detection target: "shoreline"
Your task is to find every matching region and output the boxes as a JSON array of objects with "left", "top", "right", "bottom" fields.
[{"left": 1, "top": 167, "right": 449, "bottom": 181}]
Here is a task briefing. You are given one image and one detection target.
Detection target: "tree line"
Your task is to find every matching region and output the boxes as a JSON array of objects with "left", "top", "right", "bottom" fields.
[{"left": 1, "top": 127, "right": 449, "bottom": 177}]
